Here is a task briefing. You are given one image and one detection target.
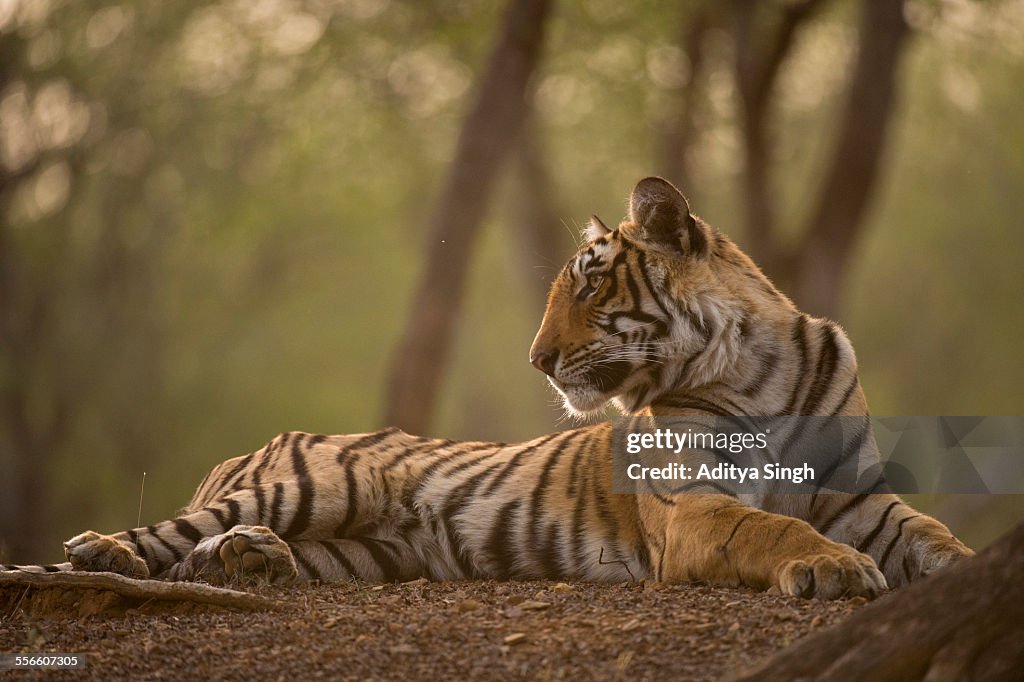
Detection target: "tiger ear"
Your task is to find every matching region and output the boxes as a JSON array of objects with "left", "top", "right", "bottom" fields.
[
  {"left": 584, "top": 215, "right": 611, "bottom": 242},
  {"left": 628, "top": 177, "right": 707, "bottom": 258}
]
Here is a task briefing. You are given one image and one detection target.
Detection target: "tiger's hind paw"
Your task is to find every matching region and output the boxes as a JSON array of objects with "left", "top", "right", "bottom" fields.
[
  {"left": 63, "top": 530, "right": 150, "bottom": 578},
  {"left": 185, "top": 526, "right": 297, "bottom": 586}
]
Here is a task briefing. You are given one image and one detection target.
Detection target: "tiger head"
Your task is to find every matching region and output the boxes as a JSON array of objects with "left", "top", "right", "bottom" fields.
[{"left": 530, "top": 176, "right": 789, "bottom": 417}]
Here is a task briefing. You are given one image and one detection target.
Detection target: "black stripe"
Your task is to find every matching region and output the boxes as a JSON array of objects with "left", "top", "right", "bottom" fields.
[
  {"left": 485, "top": 501, "right": 522, "bottom": 579},
  {"left": 801, "top": 324, "right": 839, "bottom": 415},
  {"left": 43, "top": 564, "right": 60, "bottom": 572},
  {"left": 336, "top": 428, "right": 399, "bottom": 465},
  {"left": 380, "top": 437, "right": 433, "bottom": 473},
  {"left": 720, "top": 512, "right": 757, "bottom": 556},
  {"left": 773, "top": 519, "right": 797, "bottom": 545},
  {"left": 570, "top": 478, "right": 588, "bottom": 572},
  {"left": 784, "top": 315, "right": 809, "bottom": 414},
  {"left": 318, "top": 540, "right": 358, "bottom": 578},
  {"left": 218, "top": 453, "right": 255, "bottom": 494},
  {"left": 651, "top": 396, "right": 734, "bottom": 417},
  {"left": 334, "top": 459, "right": 360, "bottom": 538},
  {"left": 269, "top": 482, "right": 285, "bottom": 531},
  {"left": 817, "top": 494, "right": 871, "bottom": 536},
  {"left": 355, "top": 538, "right": 401, "bottom": 581},
  {"left": 173, "top": 519, "right": 203, "bottom": 545},
  {"left": 813, "top": 418, "right": 869, "bottom": 499},
  {"left": 128, "top": 528, "right": 149, "bottom": 562},
  {"left": 283, "top": 440, "right": 315, "bottom": 538},
  {"left": 527, "top": 432, "right": 585, "bottom": 556},
  {"left": 249, "top": 448, "right": 276, "bottom": 486},
  {"left": 565, "top": 431, "right": 595, "bottom": 497},
  {"left": 742, "top": 348, "right": 779, "bottom": 398},
  {"left": 537, "top": 523, "right": 563, "bottom": 578},
  {"left": 291, "top": 544, "right": 323, "bottom": 582},
  {"left": 253, "top": 485, "right": 266, "bottom": 525},
  {"left": 224, "top": 498, "right": 241, "bottom": 531},
  {"left": 207, "top": 506, "right": 226, "bottom": 527},
  {"left": 590, "top": 460, "right": 621, "bottom": 542},
  {"left": 400, "top": 443, "right": 500, "bottom": 510},
  {"left": 484, "top": 432, "right": 564, "bottom": 494},
  {"left": 856, "top": 501, "right": 902, "bottom": 553},
  {"left": 147, "top": 525, "right": 184, "bottom": 562},
  {"left": 635, "top": 251, "right": 673, "bottom": 318},
  {"left": 878, "top": 514, "right": 919, "bottom": 572},
  {"left": 830, "top": 374, "right": 859, "bottom": 416}
]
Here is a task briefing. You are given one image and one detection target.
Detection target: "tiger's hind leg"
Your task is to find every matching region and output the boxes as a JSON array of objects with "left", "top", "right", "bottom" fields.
[
  {"left": 166, "top": 531, "right": 426, "bottom": 585},
  {"left": 63, "top": 530, "right": 150, "bottom": 578},
  {"left": 164, "top": 526, "right": 298, "bottom": 585}
]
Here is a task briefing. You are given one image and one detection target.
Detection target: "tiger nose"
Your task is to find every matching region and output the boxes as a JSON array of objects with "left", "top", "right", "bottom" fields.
[{"left": 530, "top": 349, "right": 559, "bottom": 377}]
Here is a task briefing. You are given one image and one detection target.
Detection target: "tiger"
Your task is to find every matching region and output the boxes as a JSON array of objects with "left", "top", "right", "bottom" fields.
[{"left": 4, "top": 177, "right": 972, "bottom": 599}]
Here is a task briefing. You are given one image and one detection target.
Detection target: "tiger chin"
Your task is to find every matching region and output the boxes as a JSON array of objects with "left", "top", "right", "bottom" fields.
[{"left": 5, "top": 177, "right": 971, "bottom": 601}]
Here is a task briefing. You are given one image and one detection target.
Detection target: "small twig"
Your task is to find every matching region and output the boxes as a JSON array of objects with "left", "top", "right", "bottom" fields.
[
  {"left": 136, "top": 471, "right": 147, "bottom": 528},
  {"left": 598, "top": 547, "right": 637, "bottom": 582}
]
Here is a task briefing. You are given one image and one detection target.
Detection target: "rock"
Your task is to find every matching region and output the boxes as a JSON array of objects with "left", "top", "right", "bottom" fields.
[
  {"left": 519, "top": 600, "right": 551, "bottom": 611},
  {"left": 552, "top": 583, "right": 573, "bottom": 593}
]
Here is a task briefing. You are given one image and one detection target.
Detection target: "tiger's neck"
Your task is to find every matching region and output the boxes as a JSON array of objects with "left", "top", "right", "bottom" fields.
[{"left": 617, "top": 307, "right": 867, "bottom": 418}]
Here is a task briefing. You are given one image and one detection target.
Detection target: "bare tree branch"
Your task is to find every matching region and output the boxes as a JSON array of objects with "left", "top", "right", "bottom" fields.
[
  {"left": 733, "top": 0, "right": 828, "bottom": 282},
  {"left": 0, "top": 571, "right": 284, "bottom": 617},
  {"left": 382, "top": 0, "right": 553, "bottom": 434},
  {"left": 510, "top": 117, "right": 572, "bottom": 309},
  {"left": 659, "top": 4, "right": 714, "bottom": 192}
]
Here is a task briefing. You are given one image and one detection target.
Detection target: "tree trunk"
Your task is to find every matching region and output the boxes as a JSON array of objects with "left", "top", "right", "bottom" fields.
[
  {"left": 658, "top": 5, "right": 713, "bottom": 194},
  {"left": 730, "top": 521, "right": 1024, "bottom": 680},
  {"left": 510, "top": 118, "right": 572, "bottom": 310},
  {"left": 381, "top": 0, "right": 553, "bottom": 434},
  {"left": 792, "top": 0, "right": 910, "bottom": 318}
]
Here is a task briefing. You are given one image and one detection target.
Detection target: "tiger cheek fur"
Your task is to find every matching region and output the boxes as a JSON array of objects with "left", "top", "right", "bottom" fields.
[{"left": 5, "top": 177, "right": 971, "bottom": 600}]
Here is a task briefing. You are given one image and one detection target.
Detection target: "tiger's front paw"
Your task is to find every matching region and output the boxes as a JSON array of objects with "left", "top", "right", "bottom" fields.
[
  {"left": 64, "top": 530, "right": 150, "bottom": 578},
  {"left": 185, "top": 526, "right": 297, "bottom": 586},
  {"left": 775, "top": 545, "right": 886, "bottom": 600}
]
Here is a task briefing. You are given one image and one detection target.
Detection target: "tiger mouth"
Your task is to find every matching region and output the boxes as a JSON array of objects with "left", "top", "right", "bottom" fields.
[{"left": 551, "top": 361, "right": 633, "bottom": 395}]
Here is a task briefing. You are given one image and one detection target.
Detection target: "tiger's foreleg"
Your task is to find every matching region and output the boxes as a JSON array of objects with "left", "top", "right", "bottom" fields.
[
  {"left": 645, "top": 494, "right": 887, "bottom": 599},
  {"left": 809, "top": 492, "right": 974, "bottom": 588}
]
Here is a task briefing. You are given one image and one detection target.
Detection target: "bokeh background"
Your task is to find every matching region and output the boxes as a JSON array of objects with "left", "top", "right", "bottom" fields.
[{"left": 1, "top": 0, "right": 1022, "bottom": 563}]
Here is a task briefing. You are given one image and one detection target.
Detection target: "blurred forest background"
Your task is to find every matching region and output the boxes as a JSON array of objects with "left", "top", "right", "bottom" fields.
[{"left": 1, "top": 0, "right": 1022, "bottom": 563}]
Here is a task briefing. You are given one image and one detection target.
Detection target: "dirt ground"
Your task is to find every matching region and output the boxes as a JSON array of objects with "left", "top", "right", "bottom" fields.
[{"left": 0, "top": 578, "right": 871, "bottom": 680}]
